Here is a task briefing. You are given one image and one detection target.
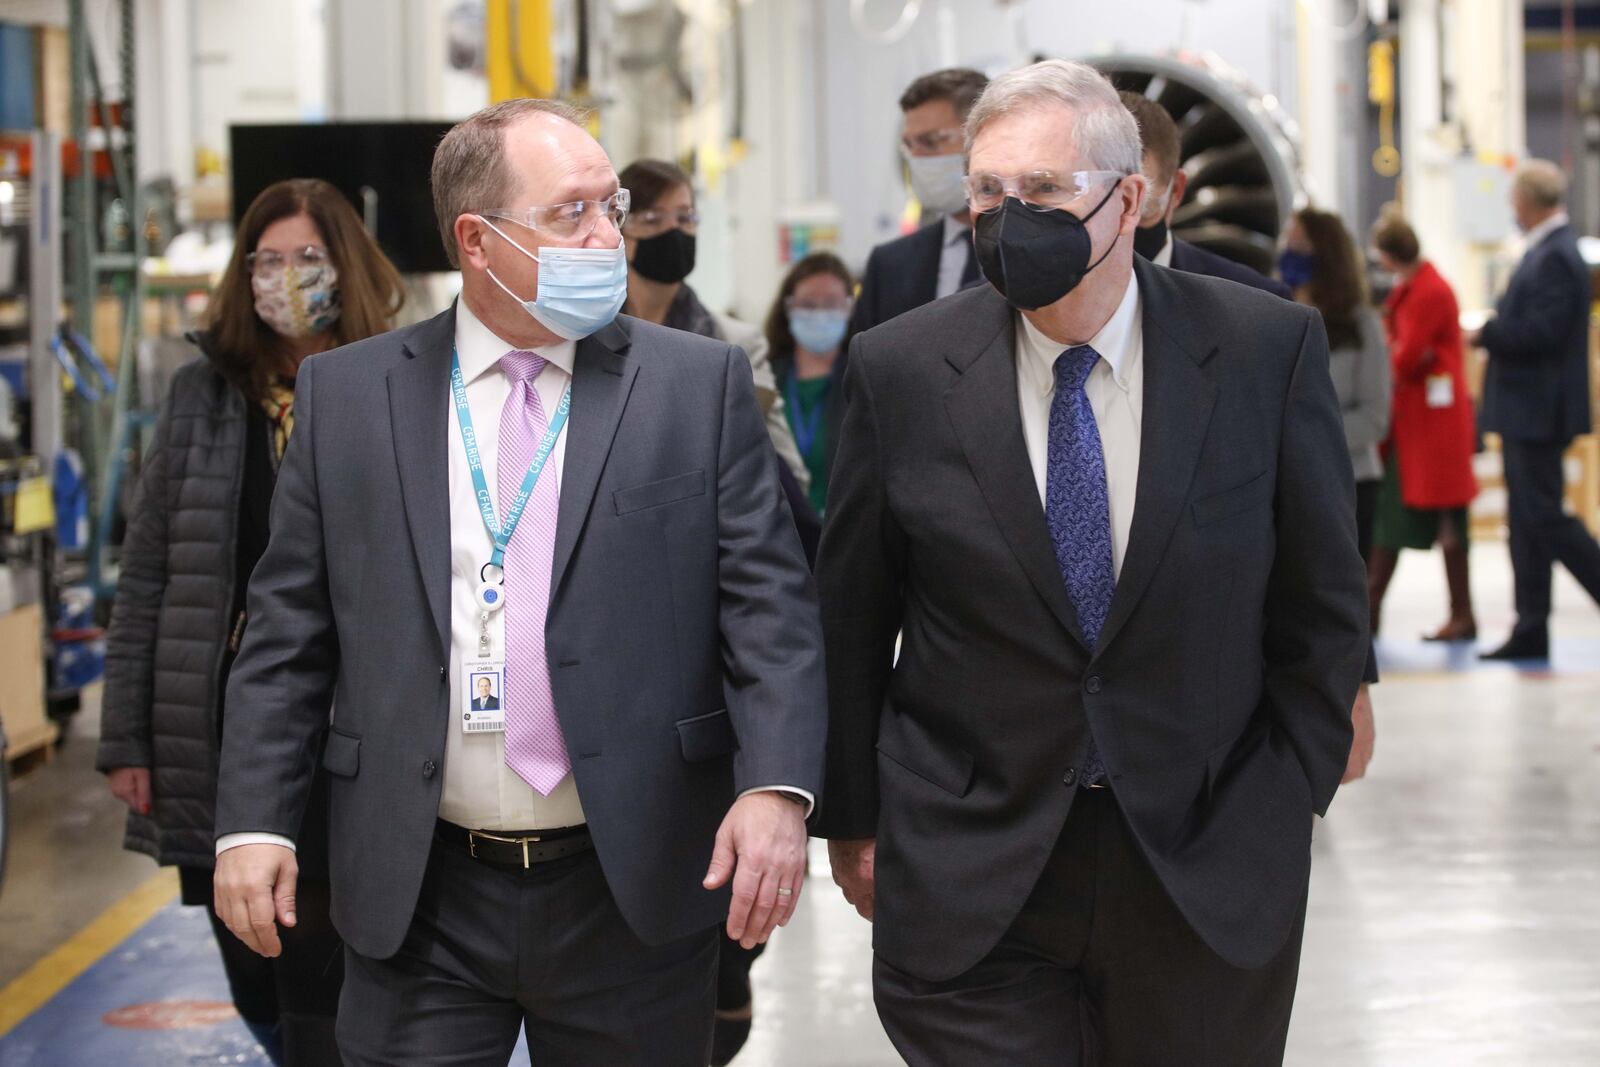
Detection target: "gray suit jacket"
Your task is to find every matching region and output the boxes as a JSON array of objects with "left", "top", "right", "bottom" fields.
[
  {"left": 215, "top": 305, "right": 826, "bottom": 960},
  {"left": 814, "top": 258, "right": 1367, "bottom": 980}
]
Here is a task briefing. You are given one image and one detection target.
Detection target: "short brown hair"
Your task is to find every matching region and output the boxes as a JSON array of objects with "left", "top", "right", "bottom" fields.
[
  {"left": 430, "top": 97, "right": 591, "bottom": 268},
  {"left": 618, "top": 159, "right": 693, "bottom": 214},
  {"left": 1293, "top": 207, "right": 1369, "bottom": 350},
  {"left": 1370, "top": 211, "right": 1421, "bottom": 266},
  {"left": 764, "top": 252, "right": 857, "bottom": 362},
  {"left": 207, "top": 179, "right": 405, "bottom": 405},
  {"left": 900, "top": 68, "right": 990, "bottom": 119},
  {"left": 1119, "top": 90, "right": 1181, "bottom": 186}
]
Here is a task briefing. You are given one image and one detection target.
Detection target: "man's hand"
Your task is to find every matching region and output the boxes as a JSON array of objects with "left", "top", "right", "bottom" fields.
[
  {"left": 1343, "top": 684, "right": 1376, "bottom": 784},
  {"left": 828, "top": 838, "right": 876, "bottom": 921},
  {"left": 703, "top": 792, "right": 808, "bottom": 950},
  {"left": 107, "top": 767, "right": 151, "bottom": 815},
  {"left": 214, "top": 843, "right": 299, "bottom": 958}
]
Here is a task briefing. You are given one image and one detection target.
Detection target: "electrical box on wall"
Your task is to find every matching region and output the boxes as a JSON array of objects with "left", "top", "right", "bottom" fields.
[{"left": 1452, "top": 159, "right": 1515, "bottom": 245}]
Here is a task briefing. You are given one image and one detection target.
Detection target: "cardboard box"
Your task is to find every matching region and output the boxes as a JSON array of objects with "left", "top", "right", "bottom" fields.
[{"left": 0, "top": 604, "right": 54, "bottom": 759}]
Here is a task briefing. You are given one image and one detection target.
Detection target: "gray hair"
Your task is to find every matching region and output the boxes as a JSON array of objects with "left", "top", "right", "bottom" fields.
[
  {"left": 430, "top": 97, "right": 591, "bottom": 268},
  {"left": 964, "top": 59, "right": 1142, "bottom": 176},
  {"left": 1514, "top": 159, "right": 1567, "bottom": 211}
]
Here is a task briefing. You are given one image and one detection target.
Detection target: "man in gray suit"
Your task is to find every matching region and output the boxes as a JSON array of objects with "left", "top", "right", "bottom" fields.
[{"left": 212, "top": 99, "right": 824, "bottom": 1065}]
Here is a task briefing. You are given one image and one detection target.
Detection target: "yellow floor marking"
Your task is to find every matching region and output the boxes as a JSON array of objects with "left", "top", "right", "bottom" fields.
[{"left": 0, "top": 868, "right": 179, "bottom": 1036}]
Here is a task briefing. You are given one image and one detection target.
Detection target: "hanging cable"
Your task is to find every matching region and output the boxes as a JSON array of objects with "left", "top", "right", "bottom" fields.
[
  {"left": 1309, "top": 0, "right": 1370, "bottom": 42},
  {"left": 1369, "top": 39, "right": 1400, "bottom": 177},
  {"left": 850, "top": 0, "right": 923, "bottom": 45}
]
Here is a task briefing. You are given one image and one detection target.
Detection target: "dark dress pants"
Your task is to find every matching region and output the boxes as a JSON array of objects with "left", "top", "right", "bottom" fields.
[
  {"left": 188, "top": 869, "right": 345, "bottom": 1065},
  {"left": 335, "top": 835, "right": 718, "bottom": 1066},
  {"left": 1502, "top": 439, "right": 1600, "bottom": 638},
  {"left": 873, "top": 789, "right": 1305, "bottom": 1067}
]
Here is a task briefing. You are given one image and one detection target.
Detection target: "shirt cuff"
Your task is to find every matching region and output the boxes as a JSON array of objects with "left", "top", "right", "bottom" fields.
[
  {"left": 739, "top": 785, "right": 816, "bottom": 819},
  {"left": 216, "top": 832, "right": 297, "bottom": 857}
]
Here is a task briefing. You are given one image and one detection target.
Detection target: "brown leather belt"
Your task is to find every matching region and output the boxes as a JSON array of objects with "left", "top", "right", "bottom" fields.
[{"left": 434, "top": 820, "right": 593, "bottom": 869}]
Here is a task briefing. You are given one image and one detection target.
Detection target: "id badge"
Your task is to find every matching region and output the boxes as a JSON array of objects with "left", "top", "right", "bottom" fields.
[
  {"left": 461, "top": 658, "right": 507, "bottom": 734},
  {"left": 1426, "top": 373, "right": 1454, "bottom": 409}
]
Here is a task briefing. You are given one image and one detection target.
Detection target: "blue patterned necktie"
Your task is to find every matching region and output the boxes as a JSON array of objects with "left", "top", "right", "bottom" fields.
[{"left": 1046, "top": 344, "right": 1114, "bottom": 785}]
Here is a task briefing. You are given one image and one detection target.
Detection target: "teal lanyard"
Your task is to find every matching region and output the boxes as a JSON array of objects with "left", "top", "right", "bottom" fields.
[{"left": 450, "top": 347, "right": 572, "bottom": 572}]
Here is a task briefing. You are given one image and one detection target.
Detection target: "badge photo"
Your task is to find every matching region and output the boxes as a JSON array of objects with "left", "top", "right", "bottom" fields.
[{"left": 462, "top": 662, "right": 507, "bottom": 733}]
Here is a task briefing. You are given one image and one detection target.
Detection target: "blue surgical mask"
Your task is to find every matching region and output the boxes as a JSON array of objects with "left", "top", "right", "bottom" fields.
[
  {"left": 478, "top": 215, "right": 628, "bottom": 340},
  {"left": 789, "top": 309, "right": 849, "bottom": 355},
  {"left": 1278, "top": 249, "right": 1316, "bottom": 290}
]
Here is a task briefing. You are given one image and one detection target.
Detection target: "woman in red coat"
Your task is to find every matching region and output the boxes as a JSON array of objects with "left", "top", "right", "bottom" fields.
[{"left": 1368, "top": 214, "right": 1480, "bottom": 639}]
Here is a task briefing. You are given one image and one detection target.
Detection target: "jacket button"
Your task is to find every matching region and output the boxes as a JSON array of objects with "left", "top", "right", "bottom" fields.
[
  {"left": 422, "top": 759, "right": 438, "bottom": 779},
  {"left": 438, "top": 666, "right": 447, "bottom": 681},
  {"left": 1063, "top": 767, "right": 1077, "bottom": 787},
  {"left": 1085, "top": 676, "right": 1103, "bottom": 695}
]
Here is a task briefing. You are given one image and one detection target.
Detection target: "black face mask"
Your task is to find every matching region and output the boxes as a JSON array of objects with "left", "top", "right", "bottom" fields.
[
  {"left": 972, "top": 182, "right": 1123, "bottom": 310},
  {"left": 630, "top": 227, "right": 697, "bottom": 285},
  {"left": 1133, "top": 218, "right": 1169, "bottom": 261}
]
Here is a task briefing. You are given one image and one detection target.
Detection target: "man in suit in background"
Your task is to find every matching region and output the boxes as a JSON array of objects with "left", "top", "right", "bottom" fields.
[
  {"left": 212, "top": 99, "right": 825, "bottom": 1065},
  {"left": 850, "top": 68, "right": 991, "bottom": 336},
  {"left": 1474, "top": 160, "right": 1600, "bottom": 661},
  {"left": 1123, "top": 89, "right": 1377, "bottom": 783},
  {"left": 1119, "top": 90, "right": 1292, "bottom": 300},
  {"left": 817, "top": 60, "right": 1368, "bottom": 1064}
]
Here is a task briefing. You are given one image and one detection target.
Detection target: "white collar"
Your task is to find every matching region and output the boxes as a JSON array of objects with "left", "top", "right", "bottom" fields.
[
  {"left": 1018, "top": 271, "right": 1141, "bottom": 396},
  {"left": 454, "top": 293, "right": 577, "bottom": 384},
  {"left": 1522, "top": 211, "right": 1571, "bottom": 252},
  {"left": 1153, "top": 232, "right": 1174, "bottom": 267}
]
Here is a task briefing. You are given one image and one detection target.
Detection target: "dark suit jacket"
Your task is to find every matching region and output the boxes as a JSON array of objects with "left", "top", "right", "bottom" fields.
[
  {"left": 814, "top": 258, "right": 1368, "bottom": 981},
  {"left": 850, "top": 220, "right": 982, "bottom": 337},
  {"left": 1168, "top": 238, "right": 1293, "bottom": 300},
  {"left": 215, "top": 306, "right": 826, "bottom": 960},
  {"left": 472, "top": 696, "right": 499, "bottom": 711},
  {"left": 1479, "top": 222, "right": 1592, "bottom": 445}
]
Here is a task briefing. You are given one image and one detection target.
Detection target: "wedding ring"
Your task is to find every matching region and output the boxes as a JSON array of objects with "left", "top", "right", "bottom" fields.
[{"left": 777, "top": 887, "right": 794, "bottom": 897}]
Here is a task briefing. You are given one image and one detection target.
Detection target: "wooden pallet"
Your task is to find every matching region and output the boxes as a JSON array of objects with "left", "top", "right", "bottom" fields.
[{"left": 4, "top": 720, "right": 60, "bottom": 779}]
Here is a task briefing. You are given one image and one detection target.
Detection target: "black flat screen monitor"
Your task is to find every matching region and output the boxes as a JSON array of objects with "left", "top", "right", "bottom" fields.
[{"left": 230, "top": 122, "right": 454, "bottom": 273}]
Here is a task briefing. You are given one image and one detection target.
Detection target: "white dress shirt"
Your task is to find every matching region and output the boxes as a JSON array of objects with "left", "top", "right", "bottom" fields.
[
  {"left": 1014, "top": 273, "right": 1144, "bottom": 578},
  {"left": 440, "top": 297, "right": 586, "bottom": 830},
  {"left": 936, "top": 215, "right": 974, "bottom": 299}
]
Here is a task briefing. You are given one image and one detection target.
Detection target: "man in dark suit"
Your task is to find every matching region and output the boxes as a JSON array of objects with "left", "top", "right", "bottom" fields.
[
  {"left": 211, "top": 99, "right": 824, "bottom": 1065},
  {"left": 472, "top": 677, "right": 500, "bottom": 712},
  {"left": 1474, "top": 160, "right": 1600, "bottom": 661},
  {"left": 817, "top": 60, "right": 1368, "bottom": 1064},
  {"left": 1119, "top": 90, "right": 1292, "bottom": 300},
  {"left": 849, "top": 68, "right": 991, "bottom": 337}
]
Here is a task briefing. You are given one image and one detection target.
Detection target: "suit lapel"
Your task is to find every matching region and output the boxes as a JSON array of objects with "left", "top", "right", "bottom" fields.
[
  {"left": 388, "top": 307, "right": 457, "bottom": 659},
  {"left": 943, "top": 288, "right": 1090, "bottom": 650},
  {"left": 1096, "top": 259, "right": 1218, "bottom": 654},
  {"left": 551, "top": 317, "right": 637, "bottom": 594}
]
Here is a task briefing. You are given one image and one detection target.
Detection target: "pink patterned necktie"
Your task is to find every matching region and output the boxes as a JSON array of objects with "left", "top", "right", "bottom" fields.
[{"left": 497, "top": 350, "right": 571, "bottom": 795}]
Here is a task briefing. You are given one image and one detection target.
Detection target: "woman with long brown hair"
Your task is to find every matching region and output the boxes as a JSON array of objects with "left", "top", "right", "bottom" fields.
[
  {"left": 1280, "top": 207, "right": 1392, "bottom": 560},
  {"left": 98, "top": 178, "right": 404, "bottom": 1064}
]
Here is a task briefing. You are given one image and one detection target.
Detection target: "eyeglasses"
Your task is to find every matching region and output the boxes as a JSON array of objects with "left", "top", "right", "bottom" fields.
[
  {"left": 624, "top": 208, "right": 700, "bottom": 237},
  {"left": 480, "top": 189, "right": 631, "bottom": 242},
  {"left": 246, "top": 245, "right": 330, "bottom": 274},
  {"left": 784, "top": 295, "right": 854, "bottom": 313},
  {"left": 901, "top": 127, "right": 965, "bottom": 156},
  {"left": 964, "top": 170, "right": 1127, "bottom": 215}
]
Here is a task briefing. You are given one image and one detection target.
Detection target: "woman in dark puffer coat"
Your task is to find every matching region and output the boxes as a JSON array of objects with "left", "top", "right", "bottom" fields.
[{"left": 97, "top": 179, "right": 404, "bottom": 1065}]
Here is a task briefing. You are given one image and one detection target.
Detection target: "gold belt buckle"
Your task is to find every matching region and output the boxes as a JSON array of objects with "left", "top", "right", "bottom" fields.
[{"left": 468, "top": 829, "right": 543, "bottom": 868}]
